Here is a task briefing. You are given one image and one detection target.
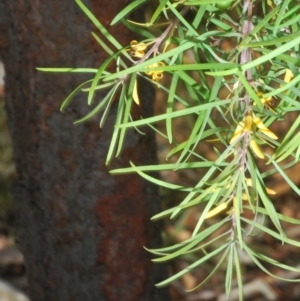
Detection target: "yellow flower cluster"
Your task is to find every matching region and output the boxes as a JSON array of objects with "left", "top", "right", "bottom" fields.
[
  {"left": 257, "top": 91, "right": 275, "bottom": 112},
  {"left": 145, "top": 62, "right": 166, "bottom": 83},
  {"left": 129, "top": 40, "right": 147, "bottom": 58},
  {"left": 230, "top": 113, "right": 278, "bottom": 159},
  {"left": 129, "top": 40, "right": 165, "bottom": 86}
]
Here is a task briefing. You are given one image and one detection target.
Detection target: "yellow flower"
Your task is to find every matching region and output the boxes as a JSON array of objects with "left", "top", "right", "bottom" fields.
[
  {"left": 257, "top": 91, "right": 272, "bottom": 105},
  {"left": 252, "top": 115, "right": 278, "bottom": 140},
  {"left": 230, "top": 113, "right": 277, "bottom": 159},
  {"left": 230, "top": 112, "right": 278, "bottom": 142},
  {"left": 129, "top": 40, "right": 147, "bottom": 58},
  {"left": 145, "top": 62, "right": 165, "bottom": 83},
  {"left": 280, "top": 69, "right": 294, "bottom": 94},
  {"left": 230, "top": 120, "right": 245, "bottom": 144},
  {"left": 284, "top": 69, "right": 294, "bottom": 83},
  {"left": 230, "top": 114, "right": 252, "bottom": 144},
  {"left": 133, "top": 80, "right": 140, "bottom": 105},
  {"left": 243, "top": 114, "right": 253, "bottom": 132},
  {"left": 257, "top": 91, "right": 275, "bottom": 112},
  {"left": 205, "top": 202, "right": 228, "bottom": 219},
  {"left": 250, "top": 138, "right": 265, "bottom": 159}
]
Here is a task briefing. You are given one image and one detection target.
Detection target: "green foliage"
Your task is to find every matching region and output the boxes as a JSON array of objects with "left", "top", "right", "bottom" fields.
[{"left": 38, "top": 0, "right": 300, "bottom": 298}]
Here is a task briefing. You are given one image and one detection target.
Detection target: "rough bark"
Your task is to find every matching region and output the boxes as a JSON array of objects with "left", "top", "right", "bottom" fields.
[{"left": 0, "top": 1, "right": 170, "bottom": 301}]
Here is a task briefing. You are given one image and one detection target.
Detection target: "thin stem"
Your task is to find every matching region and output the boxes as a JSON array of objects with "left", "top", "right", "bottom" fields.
[
  {"left": 232, "top": 0, "right": 254, "bottom": 236},
  {"left": 135, "top": 6, "right": 190, "bottom": 64}
]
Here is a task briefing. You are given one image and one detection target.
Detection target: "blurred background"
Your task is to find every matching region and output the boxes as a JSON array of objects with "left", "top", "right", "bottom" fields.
[{"left": 0, "top": 61, "right": 28, "bottom": 301}]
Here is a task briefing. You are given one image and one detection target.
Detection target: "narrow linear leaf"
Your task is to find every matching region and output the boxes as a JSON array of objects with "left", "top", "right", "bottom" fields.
[
  {"left": 60, "top": 79, "right": 93, "bottom": 111},
  {"left": 268, "top": 156, "right": 300, "bottom": 195},
  {"left": 237, "top": 69, "right": 263, "bottom": 110},
  {"left": 273, "top": 0, "right": 291, "bottom": 35},
  {"left": 111, "top": 0, "right": 147, "bottom": 25},
  {"left": 150, "top": 0, "right": 168, "bottom": 24},
  {"left": 75, "top": 0, "right": 123, "bottom": 50},
  {"left": 155, "top": 243, "right": 229, "bottom": 287},
  {"left": 110, "top": 161, "right": 227, "bottom": 174},
  {"left": 74, "top": 84, "right": 119, "bottom": 124},
  {"left": 36, "top": 67, "right": 98, "bottom": 73},
  {"left": 116, "top": 99, "right": 231, "bottom": 129},
  {"left": 128, "top": 162, "right": 187, "bottom": 191},
  {"left": 166, "top": 72, "right": 179, "bottom": 143},
  {"left": 106, "top": 85, "right": 126, "bottom": 165},
  {"left": 186, "top": 246, "right": 229, "bottom": 292}
]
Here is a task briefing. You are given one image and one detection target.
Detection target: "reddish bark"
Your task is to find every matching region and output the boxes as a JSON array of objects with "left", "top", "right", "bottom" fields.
[{"left": 0, "top": 1, "right": 170, "bottom": 301}]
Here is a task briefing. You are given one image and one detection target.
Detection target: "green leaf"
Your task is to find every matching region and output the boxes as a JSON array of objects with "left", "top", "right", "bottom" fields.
[
  {"left": 225, "top": 244, "right": 234, "bottom": 298},
  {"left": 91, "top": 32, "right": 114, "bottom": 56},
  {"left": 104, "top": 40, "right": 198, "bottom": 82},
  {"left": 191, "top": 4, "right": 207, "bottom": 29},
  {"left": 121, "top": 19, "right": 156, "bottom": 39},
  {"left": 36, "top": 67, "right": 98, "bottom": 73},
  {"left": 185, "top": 0, "right": 234, "bottom": 4},
  {"left": 278, "top": 14, "right": 300, "bottom": 31},
  {"left": 166, "top": 128, "right": 224, "bottom": 159},
  {"left": 268, "top": 155, "right": 300, "bottom": 195},
  {"left": 233, "top": 245, "right": 244, "bottom": 301},
  {"left": 275, "top": 132, "right": 300, "bottom": 162},
  {"left": 110, "top": 160, "right": 227, "bottom": 174},
  {"left": 206, "top": 157, "right": 239, "bottom": 185},
  {"left": 272, "top": 115, "right": 300, "bottom": 159},
  {"left": 116, "top": 73, "right": 137, "bottom": 157},
  {"left": 256, "top": 252, "right": 300, "bottom": 274},
  {"left": 127, "top": 162, "right": 188, "bottom": 191},
  {"left": 252, "top": 48, "right": 300, "bottom": 66},
  {"left": 239, "top": 6, "right": 281, "bottom": 47},
  {"left": 237, "top": 69, "right": 263, "bottom": 110},
  {"left": 210, "top": 17, "right": 232, "bottom": 31},
  {"left": 75, "top": 0, "right": 123, "bottom": 50},
  {"left": 263, "top": 73, "right": 300, "bottom": 98},
  {"left": 60, "top": 79, "right": 93, "bottom": 111},
  {"left": 241, "top": 35, "right": 300, "bottom": 70},
  {"left": 235, "top": 173, "right": 244, "bottom": 246},
  {"left": 111, "top": 0, "right": 147, "bottom": 25},
  {"left": 186, "top": 245, "right": 229, "bottom": 292},
  {"left": 151, "top": 217, "right": 229, "bottom": 262},
  {"left": 88, "top": 49, "right": 123, "bottom": 105},
  {"left": 141, "top": 63, "right": 239, "bottom": 72},
  {"left": 166, "top": 2, "right": 199, "bottom": 37},
  {"left": 150, "top": 0, "right": 168, "bottom": 24},
  {"left": 116, "top": 99, "right": 231, "bottom": 129},
  {"left": 255, "top": 163, "right": 285, "bottom": 239},
  {"left": 155, "top": 243, "right": 229, "bottom": 287},
  {"left": 73, "top": 84, "right": 119, "bottom": 124},
  {"left": 208, "top": 33, "right": 300, "bottom": 76},
  {"left": 280, "top": 3, "right": 300, "bottom": 22},
  {"left": 243, "top": 205, "right": 300, "bottom": 225},
  {"left": 192, "top": 188, "right": 222, "bottom": 237},
  {"left": 170, "top": 143, "right": 235, "bottom": 218},
  {"left": 243, "top": 30, "right": 300, "bottom": 48},
  {"left": 242, "top": 241, "right": 300, "bottom": 282},
  {"left": 105, "top": 85, "right": 126, "bottom": 165},
  {"left": 177, "top": 110, "right": 208, "bottom": 164},
  {"left": 81, "top": 81, "right": 117, "bottom": 92},
  {"left": 166, "top": 72, "right": 179, "bottom": 143}
]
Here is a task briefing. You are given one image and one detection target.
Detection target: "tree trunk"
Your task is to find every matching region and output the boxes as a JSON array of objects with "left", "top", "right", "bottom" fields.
[{"left": 0, "top": 1, "right": 170, "bottom": 301}]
